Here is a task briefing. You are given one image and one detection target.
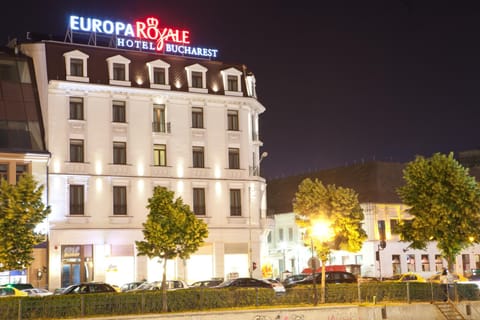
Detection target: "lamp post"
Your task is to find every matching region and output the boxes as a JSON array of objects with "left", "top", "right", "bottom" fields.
[
  {"left": 310, "top": 237, "right": 319, "bottom": 306},
  {"left": 311, "top": 219, "right": 334, "bottom": 304}
]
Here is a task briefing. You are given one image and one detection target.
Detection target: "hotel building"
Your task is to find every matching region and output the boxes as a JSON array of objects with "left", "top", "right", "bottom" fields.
[{"left": 20, "top": 34, "right": 269, "bottom": 289}]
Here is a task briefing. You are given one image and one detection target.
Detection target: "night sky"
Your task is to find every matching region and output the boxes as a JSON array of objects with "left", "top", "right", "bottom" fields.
[{"left": 2, "top": 0, "right": 480, "bottom": 179}]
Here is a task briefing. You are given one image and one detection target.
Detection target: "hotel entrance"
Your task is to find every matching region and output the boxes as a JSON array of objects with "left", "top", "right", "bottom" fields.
[{"left": 61, "top": 245, "right": 94, "bottom": 287}]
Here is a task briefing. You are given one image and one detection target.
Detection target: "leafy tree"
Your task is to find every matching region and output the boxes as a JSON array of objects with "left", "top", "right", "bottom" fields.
[
  {"left": 293, "top": 178, "right": 367, "bottom": 304},
  {"left": 0, "top": 174, "right": 50, "bottom": 271},
  {"left": 397, "top": 152, "right": 480, "bottom": 272},
  {"left": 136, "top": 186, "right": 208, "bottom": 312}
]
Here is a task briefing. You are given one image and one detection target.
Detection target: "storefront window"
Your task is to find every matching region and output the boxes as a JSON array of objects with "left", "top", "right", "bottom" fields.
[{"left": 61, "top": 244, "right": 93, "bottom": 287}]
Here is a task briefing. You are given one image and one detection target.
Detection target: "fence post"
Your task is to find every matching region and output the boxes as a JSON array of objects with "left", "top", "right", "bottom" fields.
[
  {"left": 406, "top": 282, "right": 410, "bottom": 304},
  {"left": 357, "top": 281, "right": 361, "bottom": 304},
  {"left": 17, "top": 299, "right": 21, "bottom": 320}
]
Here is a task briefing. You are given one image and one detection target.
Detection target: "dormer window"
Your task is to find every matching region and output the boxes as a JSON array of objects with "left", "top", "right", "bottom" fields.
[
  {"left": 106, "top": 55, "right": 131, "bottom": 86},
  {"left": 221, "top": 67, "right": 243, "bottom": 96},
  {"left": 185, "top": 63, "right": 208, "bottom": 93},
  {"left": 63, "top": 50, "right": 89, "bottom": 82},
  {"left": 146, "top": 59, "right": 171, "bottom": 90}
]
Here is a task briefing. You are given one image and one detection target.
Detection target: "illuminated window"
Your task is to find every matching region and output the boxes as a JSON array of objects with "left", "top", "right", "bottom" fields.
[
  {"left": 70, "top": 59, "right": 83, "bottom": 77},
  {"left": 230, "top": 189, "right": 241, "bottom": 216},
  {"left": 193, "top": 188, "right": 206, "bottom": 215},
  {"left": 106, "top": 55, "right": 131, "bottom": 86},
  {"left": 152, "top": 104, "right": 168, "bottom": 133},
  {"left": 221, "top": 67, "right": 242, "bottom": 96},
  {"left": 113, "top": 186, "right": 127, "bottom": 215},
  {"left": 70, "top": 139, "right": 84, "bottom": 163},
  {"left": 185, "top": 63, "right": 207, "bottom": 93},
  {"left": 112, "top": 101, "right": 126, "bottom": 123},
  {"left": 63, "top": 50, "right": 89, "bottom": 82},
  {"left": 69, "top": 97, "right": 84, "bottom": 120},
  {"left": 69, "top": 185, "right": 84, "bottom": 215},
  {"left": 147, "top": 59, "right": 171, "bottom": 90},
  {"left": 228, "top": 148, "right": 240, "bottom": 169},
  {"left": 113, "top": 142, "right": 126, "bottom": 164},
  {"left": 192, "top": 146, "right": 205, "bottom": 168},
  {"left": 153, "top": 144, "right": 167, "bottom": 166},
  {"left": 192, "top": 107, "right": 204, "bottom": 128},
  {"left": 421, "top": 254, "right": 430, "bottom": 272},
  {"left": 227, "top": 110, "right": 239, "bottom": 131},
  {"left": 392, "top": 255, "right": 401, "bottom": 275}
]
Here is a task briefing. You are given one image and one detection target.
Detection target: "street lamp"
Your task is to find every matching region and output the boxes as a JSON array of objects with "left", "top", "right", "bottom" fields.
[{"left": 311, "top": 218, "right": 334, "bottom": 304}]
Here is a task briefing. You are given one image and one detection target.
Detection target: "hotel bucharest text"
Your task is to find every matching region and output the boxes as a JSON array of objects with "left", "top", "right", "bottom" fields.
[{"left": 69, "top": 15, "right": 218, "bottom": 58}]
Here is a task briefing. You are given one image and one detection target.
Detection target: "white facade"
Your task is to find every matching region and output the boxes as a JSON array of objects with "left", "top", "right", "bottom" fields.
[
  {"left": 21, "top": 42, "right": 269, "bottom": 290},
  {"left": 268, "top": 204, "right": 480, "bottom": 279}
]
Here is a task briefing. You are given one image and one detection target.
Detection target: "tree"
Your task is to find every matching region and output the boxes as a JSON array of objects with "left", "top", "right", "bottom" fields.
[
  {"left": 293, "top": 178, "right": 367, "bottom": 304},
  {"left": 0, "top": 174, "right": 50, "bottom": 271},
  {"left": 135, "top": 186, "right": 208, "bottom": 312},
  {"left": 397, "top": 152, "right": 480, "bottom": 272}
]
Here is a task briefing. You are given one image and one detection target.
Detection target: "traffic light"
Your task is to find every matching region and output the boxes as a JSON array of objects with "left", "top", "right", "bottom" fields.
[{"left": 252, "top": 262, "right": 257, "bottom": 270}]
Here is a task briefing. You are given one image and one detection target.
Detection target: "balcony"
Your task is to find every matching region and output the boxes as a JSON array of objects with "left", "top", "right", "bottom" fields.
[{"left": 152, "top": 121, "right": 171, "bottom": 133}]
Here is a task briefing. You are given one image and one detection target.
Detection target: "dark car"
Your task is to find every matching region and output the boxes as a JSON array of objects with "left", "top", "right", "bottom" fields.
[
  {"left": 120, "top": 281, "right": 145, "bottom": 292},
  {"left": 214, "top": 277, "right": 286, "bottom": 294},
  {"left": 284, "top": 271, "right": 357, "bottom": 288},
  {"left": 282, "top": 274, "right": 308, "bottom": 287},
  {"left": 60, "top": 282, "right": 117, "bottom": 294}
]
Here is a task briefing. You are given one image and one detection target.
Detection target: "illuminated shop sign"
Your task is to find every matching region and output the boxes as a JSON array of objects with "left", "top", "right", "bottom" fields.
[{"left": 69, "top": 15, "right": 219, "bottom": 58}]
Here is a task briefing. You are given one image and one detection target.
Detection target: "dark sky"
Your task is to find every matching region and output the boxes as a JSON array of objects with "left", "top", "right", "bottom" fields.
[{"left": 3, "top": 1, "right": 480, "bottom": 179}]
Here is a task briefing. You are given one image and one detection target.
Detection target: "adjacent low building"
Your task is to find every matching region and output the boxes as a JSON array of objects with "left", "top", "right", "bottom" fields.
[{"left": 266, "top": 161, "right": 480, "bottom": 279}]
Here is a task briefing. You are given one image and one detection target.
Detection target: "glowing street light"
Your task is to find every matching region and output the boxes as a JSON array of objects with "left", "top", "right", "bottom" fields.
[{"left": 310, "top": 218, "right": 334, "bottom": 304}]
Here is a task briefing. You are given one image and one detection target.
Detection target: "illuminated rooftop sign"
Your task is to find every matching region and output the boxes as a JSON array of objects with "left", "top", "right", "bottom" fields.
[{"left": 68, "top": 15, "right": 218, "bottom": 58}]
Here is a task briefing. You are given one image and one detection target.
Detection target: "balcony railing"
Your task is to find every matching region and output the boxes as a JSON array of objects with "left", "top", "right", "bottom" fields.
[{"left": 152, "top": 121, "right": 171, "bottom": 133}]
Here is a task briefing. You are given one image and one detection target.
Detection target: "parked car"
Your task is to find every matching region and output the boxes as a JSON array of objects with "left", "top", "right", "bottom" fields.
[
  {"left": 60, "top": 282, "right": 117, "bottom": 294},
  {"left": 120, "top": 281, "right": 145, "bottom": 292},
  {"left": 22, "top": 288, "right": 53, "bottom": 296},
  {"left": 284, "top": 271, "right": 357, "bottom": 288},
  {"left": 129, "top": 280, "right": 189, "bottom": 291},
  {"left": 0, "top": 286, "right": 28, "bottom": 297},
  {"left": 386, "top": 272, "right": 426, "bottom": 283},
  {"left": 5, "top": 283, "right": 34, "bottom": 290},
  {"left": 427, "top": 272, "right": 468, "bottom": 283},
  {"left": 189, "top": 279, "right": 223, "bottom": 288},
  {"left": 214, "top": 277, "right": 286, "bottom": 295},
  {"left": 282, "top": 274, "right": 308, "bottom": 287}
]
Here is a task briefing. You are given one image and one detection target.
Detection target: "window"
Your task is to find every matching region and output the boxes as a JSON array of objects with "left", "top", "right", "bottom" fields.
[
  {"left": 113, "top": 186, "right": 127, "bottom": 215},
  {"left": 421, "top": 254, "right": 430, "bottom": 272},
  {"left": 227, "top": 75, "right": 238, "bottom": 91},
  {"left": 377, "top": 220, "right": 386, "bottom": 241},
  {"left": 153, "top": 67, "right": 166, "bottom": 84},
  {"left": 230, "top": 189, "right": 241, "bottom": 216},
  {"left": 70, "top": 185, "right": 84, "bottom": 215},
  {"left": 192, "top": 146, "right": 205, "bottom": 168},
  {"left": 192, "top": 107, "right": 204, "bottom": 128},
  {"left": 288, "top": 227, "right": 293, "bottom": 241},
  {"left": 279, "top": 228, "right": 284, "bottom": 241},
  {"left": 227, "top": 110, "right": 239, "bottom": 131},
  {"left": 152, "top": 104, "right": 167, "bottom": 132},
  {"left": 193, "top": 188, "right": 206, "bottom": 215},
  {"left": 392, "top": 255, "right": 401, "bottom": 275},
  {"left": 70, "top": 58, "right": 83, "bottom": 77},
  {"left": 228, "top": 148, "right": 240, "bottom": 169},
  {"left": 70, "top": 139, "right": 84, "bottom": 163},
  {"left": 221, "top": 67, "right": 242, "bottom": 96},
  {"left": 192, "top": 71, "right": 203, "bottom": 88},
  {"left": 112, "top": 101, "right": 126, "bottom": 123},
  {"left": 153, "top": 144, "right": 167, "bottom": 166},
  {"left": 106, "top": 55, "right": 131, "bottom": 85},
  {"left": 16, "top": 164, "right": 28, "bottom": 182},
  {"left": 63, "top": 50, "right": 89, "bottom": 82},
  {"left": 147, "top": 59, "right": 171, "bottom": 89},
  {"left": 113, "top": 142, "right": 127, "bottom": 164},
  {"left": 0, "top": 164, "right": 7, "bottom": 181},
  {"left": 113, "top": 63, "right": 125, "bottom": 81},
  {"left": 407, "top": 254, "right": 415, "bottom": 272},
  {"left": 185, "top": 63, "right": 207, "bottom": 93},
  {"left": 69, "top": 97, "right": 84, "bottom": 120}
]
